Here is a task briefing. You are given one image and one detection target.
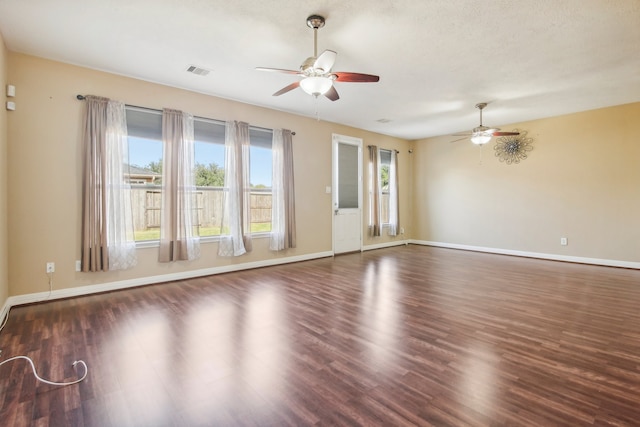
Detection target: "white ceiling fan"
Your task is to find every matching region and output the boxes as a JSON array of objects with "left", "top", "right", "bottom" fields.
[
  {"left": 256, "top": 15, "right": 379, "bottom": 101},
  {"left": 451, "top": 103, "right": 520, "bottom": 144}
]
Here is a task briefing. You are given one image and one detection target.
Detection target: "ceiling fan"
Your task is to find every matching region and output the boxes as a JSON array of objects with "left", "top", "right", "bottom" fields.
[
  {"left": 256, "top": 15, "right": 379, "bottom": 101},
  {"left": 451, "top": 103, "right": 520, "bottom": 145}
]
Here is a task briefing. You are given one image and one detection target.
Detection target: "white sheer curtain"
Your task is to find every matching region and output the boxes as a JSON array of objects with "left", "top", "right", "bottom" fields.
[
  {"left": 105, "top": 101, "right": 137, "bottom": 269},
  {"left": 219, "top": 121, "right": 252, "bottom": 256},
  {"left": 388, "top": 149, "right": 399, "bottom": 236},
  {"left": 270, "top": 129, "right": 296, "bottom": 250},
  {"left": 81, "top": 96, "right": 136, "bottom": 271},
  {"left": 158, "top": 109, "right": 200, "bottom": 262}
]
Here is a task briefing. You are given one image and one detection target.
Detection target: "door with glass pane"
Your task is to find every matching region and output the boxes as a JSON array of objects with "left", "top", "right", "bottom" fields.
[{"left": 332, "top": 134, "right": 362, "bottom": 254}]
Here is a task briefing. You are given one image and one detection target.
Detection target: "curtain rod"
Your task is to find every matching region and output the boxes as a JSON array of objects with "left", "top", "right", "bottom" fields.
[
  {"left": 76, "top": 94, "right": 295, "bottom": 135},
  {"left": 367, "top": 144, "right": 399, "bottom": 154}
]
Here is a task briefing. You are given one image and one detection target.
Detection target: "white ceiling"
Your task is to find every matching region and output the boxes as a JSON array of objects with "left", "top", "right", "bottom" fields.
[{"left": 0, "top": 0, "right": 638, "bottom": 140}]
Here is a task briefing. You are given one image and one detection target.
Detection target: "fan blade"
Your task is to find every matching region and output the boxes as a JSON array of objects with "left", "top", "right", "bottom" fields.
[
  {"left": 256, "top": 67, "right": 302, "bottom": 75},
  {"left": 451, "top": 132, "right": 472, "bottom": 136},
  {"left": 314, "top": 50, "right": 337, "bottom": 73},
  {"left": 473, "top": 127, "right": 497, "bottom": 134},
  {"left": 492, "top": 131, "right": 520, "bottom": 136},
  {"left": 324, "top": 86, "right": 339, "bottom": 101},
  {"left": 449, "top": 136, "right": 469, "bottom": 143},
  {"left": 273, "top": 81, "right": 300, "bottom": 96},
  {"left": 333, "top": 72, "right": 380, "bottom": 83}
]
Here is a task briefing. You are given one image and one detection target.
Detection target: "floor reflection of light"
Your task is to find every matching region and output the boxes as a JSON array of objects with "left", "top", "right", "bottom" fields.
[
  {"left": 180, "top": 298, "right": 238, "bottom": 416},
  {"left": 460, "top": 342, "right": 496, "bottom": 416},
  {"left": 241, "top": 286, "right": 288, "bottom": 396},
  {"left": 177, "top": 286, "right": 289, "bottom": 417},
  {"left": 110, "top": 310, "right": 172, "bottom": 425},
  {"left": 360, "top": 258, "right": 401, "bottom": 369},
  {"left": 363, "top": 263, "right": 376, "bottom": 295}
]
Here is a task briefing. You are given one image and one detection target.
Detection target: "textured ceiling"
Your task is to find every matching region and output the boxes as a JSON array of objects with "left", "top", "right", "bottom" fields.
[{"left": 0, "top": 0, "right": 638, "bottom": 140}]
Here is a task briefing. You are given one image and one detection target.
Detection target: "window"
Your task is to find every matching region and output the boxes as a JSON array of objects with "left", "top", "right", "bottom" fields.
[
  {"left": 379, "top": 149, "right": 391, "bottom": 224},
  {"left": 126, "top": 108, "right": 163, "bottom": 241},
  {"left": 248, "top": 128, "right": 273, "bottom": 233},
  {"left": 193, "top": 119, "right": 225, "bottom": 237},
  {"left": 126, "top": 107, "right": 274, "bottom": 241}
]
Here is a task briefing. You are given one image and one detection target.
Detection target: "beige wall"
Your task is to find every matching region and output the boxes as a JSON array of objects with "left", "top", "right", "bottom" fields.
[
  {"left": 5, "top": 50, "right": 637, "bottom": 299},
  {"left": 0, "top": 33, "right": 8, "bottom": 308},
  {"left": 6, "top": 53, "right": 409, "bottom": 297},
  {"left": 412, "top": 102, "right": 640, "bottom": 263}
]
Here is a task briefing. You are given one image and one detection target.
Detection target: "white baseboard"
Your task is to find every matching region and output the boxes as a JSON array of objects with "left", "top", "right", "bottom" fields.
[
  {"left": 4, "top": 251, "right": 334, "bottom": 310},
  {"left": 363, "top": 240, "right": 409, "bottom": 251},
  {"left": 5, "top": 242, "right": 634, "bottom": 317},
  {"left": 0, "top": 298, "right": 9, "bottom": 328},
  {"left": 411, "top": 240, "right": 640, "bottom": 269}
]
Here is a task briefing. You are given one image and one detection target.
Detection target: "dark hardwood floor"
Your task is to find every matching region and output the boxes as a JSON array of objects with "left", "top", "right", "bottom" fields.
[{"left": 2, "top": 245, "right": 640, "bottom": 426}]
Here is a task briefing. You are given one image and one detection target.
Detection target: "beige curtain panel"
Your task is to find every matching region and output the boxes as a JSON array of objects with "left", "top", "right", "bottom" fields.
[
  {"left": 81, "top": 96, "right": 110, "bottom": 272},
  {"left": 368, "top": 145, "right": 381, "bottom": 237},
  {"left": 270, "top": 129, "right": 296, "bottom": 250},
  {"left": 282, "top": 129, "right": 297, "bottom": 249},
  {"left": 81, "top": 95, "right": 137, "bottom": 272},
  {"left": 158, "top": 108, "right": 200, "bottom": 262}
]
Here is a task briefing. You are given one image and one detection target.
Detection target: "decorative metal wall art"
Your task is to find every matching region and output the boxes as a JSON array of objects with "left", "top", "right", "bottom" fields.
[{"left": 494, "top": 129, "right": 533, "bottom": 164}]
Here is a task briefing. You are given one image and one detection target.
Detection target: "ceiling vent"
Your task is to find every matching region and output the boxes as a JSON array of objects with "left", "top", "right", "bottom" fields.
[
  {"left": 376, "top": 118, "right": 392, "bottom": 123},
  {"left": 186, "top": 65, "right": 211, "bottom": 76}
]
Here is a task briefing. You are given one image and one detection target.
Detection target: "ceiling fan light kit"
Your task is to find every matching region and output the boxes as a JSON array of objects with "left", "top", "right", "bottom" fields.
[
  {"left": 256, "top": 14, "right": 379, "bottom": 101},
  {"left": 470, "top": 134, "right": 492, "bottom": 145},
  {"left": 300, "top": 76, "right": 333, "bottom": 96}
]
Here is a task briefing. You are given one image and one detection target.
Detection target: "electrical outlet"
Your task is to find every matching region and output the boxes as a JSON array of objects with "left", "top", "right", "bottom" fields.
[
  {"left": 75, "top": 260, "right": 81, "bottom": 272},
  {"left": 400, "top": 227, "right": 405, "bottom": 234},
  {"left": 560, "top": 237, "right": 568, "bottom": 246},
  {"left": 46, "top": 262, "right": 55, "bottom": 273}
]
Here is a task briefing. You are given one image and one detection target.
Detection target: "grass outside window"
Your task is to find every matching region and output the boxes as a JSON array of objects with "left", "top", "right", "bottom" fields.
[{"left": 134, "top": 222, "right": 271, "bottom": 242}]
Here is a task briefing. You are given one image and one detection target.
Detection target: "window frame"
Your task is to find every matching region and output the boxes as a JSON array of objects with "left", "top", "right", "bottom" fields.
[{"left": 125, "top": 106, "right": 275, "bottom": 245}]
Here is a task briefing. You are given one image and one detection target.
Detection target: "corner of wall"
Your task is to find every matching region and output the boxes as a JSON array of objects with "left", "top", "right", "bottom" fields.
[{"left": 0, "top": 31, "right": 10, "bottom": 318}]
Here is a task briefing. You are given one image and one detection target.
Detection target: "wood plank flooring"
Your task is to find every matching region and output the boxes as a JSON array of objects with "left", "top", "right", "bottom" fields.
[{"left": 1, "top": 245, "right": 640, "bottom": 426}]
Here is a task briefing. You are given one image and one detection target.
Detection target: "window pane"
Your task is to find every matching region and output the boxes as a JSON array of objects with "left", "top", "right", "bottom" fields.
[
  {"left": 128, "top": 137, "right": 163, "bottom": 241},
  {"left": 194, "top": 120, "right": 225, "bottom": 237},
  {"left": 380, "top": 149, "right": 391, "bottom": 224},
  {"left": 250, "top": 129, "right": 273, "bottom": 232},
  {"left": 338, "top": 143, "right": 359, "bottom": 209},
  {"left": 126, "top": 107, "right": 164, "bottom": 241},
  {"left": 250, "top": 146, "right": 272, "bottom": 188}
]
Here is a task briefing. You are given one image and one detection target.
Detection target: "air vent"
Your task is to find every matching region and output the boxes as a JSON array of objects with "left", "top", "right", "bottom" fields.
[
  {"left": 376, "top": 118, "right": 392, "bottom": 123},
  {"left": 186, "top": 65, "right": 211, "bottom": 76}
]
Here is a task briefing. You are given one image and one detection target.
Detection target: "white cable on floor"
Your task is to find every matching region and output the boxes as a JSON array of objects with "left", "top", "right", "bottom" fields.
[
  {"left": 0, "top": 272, "right": 88, "bottom": 388},
  {"left": 0, "top": 356, "right": 88, "bottom": 386}
]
